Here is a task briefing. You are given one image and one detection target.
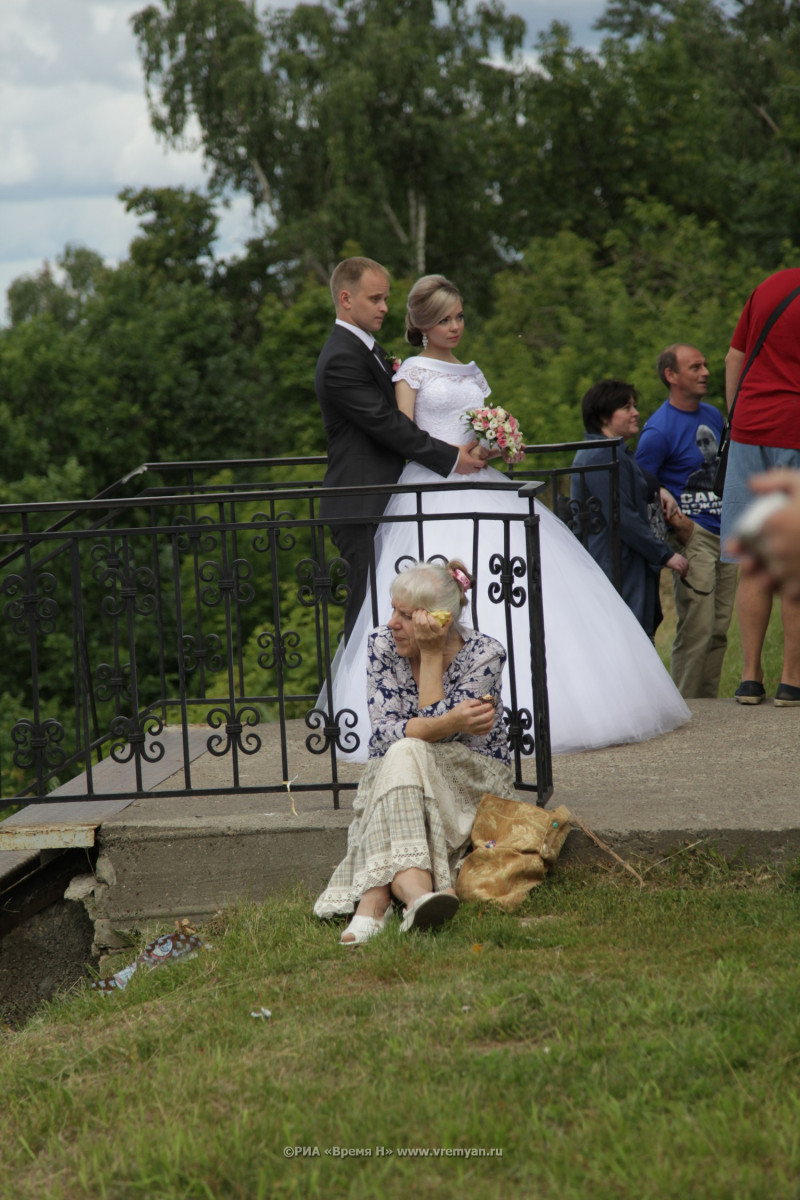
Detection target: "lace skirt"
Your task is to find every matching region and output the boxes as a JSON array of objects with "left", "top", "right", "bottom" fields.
[{"left": 313, "top": 739, "right": 517, "bottom": 918}]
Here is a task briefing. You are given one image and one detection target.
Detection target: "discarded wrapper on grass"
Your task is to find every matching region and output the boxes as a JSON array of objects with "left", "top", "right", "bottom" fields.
[
  {"left": 92, "top": 919, "right": 208, "bottom": 993},
  {"left": 456, "top": 795, "right": 572, "bottom": 910}
]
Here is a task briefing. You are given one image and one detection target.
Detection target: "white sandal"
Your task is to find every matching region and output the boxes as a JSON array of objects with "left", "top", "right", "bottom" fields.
[
  {"left": 399, "top": 892, "right": 459, "bottom": 933},
  {"left": 340, "top": 906, "right": 393, "bottom": 946}
]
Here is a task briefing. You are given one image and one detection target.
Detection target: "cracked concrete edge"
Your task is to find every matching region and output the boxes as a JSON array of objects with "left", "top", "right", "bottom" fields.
[
  {"left": 66, "top": 819, "right": 800, "bottom": 956},
  {"left": 78, "top": 821, "right": 351, "bottom": 948}
]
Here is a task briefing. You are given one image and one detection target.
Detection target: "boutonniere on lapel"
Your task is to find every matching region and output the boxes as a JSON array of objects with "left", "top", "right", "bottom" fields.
[{"left": 384, "top": 352, "right": 402, "bottom": 375}]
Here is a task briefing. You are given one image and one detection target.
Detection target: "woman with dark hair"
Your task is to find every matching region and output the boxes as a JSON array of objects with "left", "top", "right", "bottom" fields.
[
  {"left": 571, "top": 379, "right": 689, "bottom": 638},
  {"left": 314, "top": 559, "right": 514, "bottom": 944}
]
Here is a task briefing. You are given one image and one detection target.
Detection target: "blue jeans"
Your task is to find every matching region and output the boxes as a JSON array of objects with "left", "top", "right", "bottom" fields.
[{"left": 720, "top": 442, "right": 800, "bottom": 564}]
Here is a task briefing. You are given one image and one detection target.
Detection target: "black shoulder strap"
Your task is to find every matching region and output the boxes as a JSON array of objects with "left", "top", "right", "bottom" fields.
[{"left": 728, "top": 280, "right": 800, "bottom": 422}]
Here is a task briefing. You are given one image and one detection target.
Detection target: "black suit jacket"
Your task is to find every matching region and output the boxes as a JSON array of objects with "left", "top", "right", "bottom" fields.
[{"left": 315, "top": 323, "right": 459, "bottom": 522}]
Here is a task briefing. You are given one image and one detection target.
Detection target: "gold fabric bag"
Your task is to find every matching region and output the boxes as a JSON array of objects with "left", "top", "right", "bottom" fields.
[{"left": 456, "top": 795, "right": 572, "bottom": 910}]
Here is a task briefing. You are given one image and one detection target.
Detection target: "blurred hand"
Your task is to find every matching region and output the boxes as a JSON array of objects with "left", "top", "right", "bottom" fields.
[
  {"left": 666, "top": 552, "right": 689, "bottom": 579},
  {"left": 449, "top": 697, "right": 497, "bottom": 737},
  {"left": 454, "top": 441, "right": 488, "bottom": 473},
  {"left": 660, "top": 488, "right": 679, "bottom": 521},
  {"left": 668, "top": 509, "right": 695, "bottom": 545},
  {"left": 727, "top": 469, "right": 800, "bottom": 600}
]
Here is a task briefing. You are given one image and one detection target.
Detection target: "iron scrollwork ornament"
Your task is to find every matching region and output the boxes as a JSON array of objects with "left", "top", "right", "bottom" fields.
[
  {"left": 1, "top": 571, "right": 59, "bottom": 636},
  {"left": 304, "top": 707, "right": 360, "bottom": 756},
  {"left": 198, "top": 557, "right": 255, "bottom": 608},
  {"left": 92, "top": 544, "right": 157, "bottom": 619},
  {"left": 503, "top": 706, "right": 535, "bottom": 757},
  {"left": 109, "top": 714, "right": 166, "bottom": 765},
  {"left": 296, "top": 557, "right": 350, "bottom": 610},
  {"left": 205, "top": 704, "right": 262, "bottom": 757},
  {"left": 11, "top": 717, "right": 66, "bottom": 773},
  {"left": 94, "top": 662, "right": 132, "bottom": 704},
  {"left": 250, "top": 510, "right": 297, "bottom": 554},
  {"left": 174, "top": 513, "right": 219, "bottom": 556},
  {"left": 182, "top": 633, "right": 224, "bottom": 675},
  {"left": 562, "top": 494, "right": 603, "bottom": 539},
  {"left": 257, "top": 629, "right": 302, "bottom": 673},
  {"left": 487, "top": 553, "right": 528, "bottom": 609}
]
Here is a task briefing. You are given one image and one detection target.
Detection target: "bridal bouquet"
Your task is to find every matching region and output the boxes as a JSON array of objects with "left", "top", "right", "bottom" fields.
[{"left": 463, "top": 406, "right": 526, "bottom": 463}]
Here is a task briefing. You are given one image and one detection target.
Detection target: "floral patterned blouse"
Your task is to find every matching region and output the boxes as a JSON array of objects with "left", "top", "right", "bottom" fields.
[{"left": 366, "top": 626, "right": 510, "bottom": 763}]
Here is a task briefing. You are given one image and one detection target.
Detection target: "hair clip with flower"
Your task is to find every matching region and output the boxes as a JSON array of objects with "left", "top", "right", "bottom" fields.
[{"left": 450, "top": 567, "right": 472, "bottom": 592}]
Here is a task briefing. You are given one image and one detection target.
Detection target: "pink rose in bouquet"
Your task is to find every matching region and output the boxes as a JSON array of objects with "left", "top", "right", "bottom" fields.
[{"left": 462, "top": 406, "right": 526, "bottom": 463}]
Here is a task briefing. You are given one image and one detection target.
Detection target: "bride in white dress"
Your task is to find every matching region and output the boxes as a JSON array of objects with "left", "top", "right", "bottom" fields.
[{"left": 324, "top": 274, "right": 690, "bottom": 761}]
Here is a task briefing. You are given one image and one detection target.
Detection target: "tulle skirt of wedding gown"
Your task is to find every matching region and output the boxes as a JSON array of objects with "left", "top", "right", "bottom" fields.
[{"left": 321, "top": 462, "right": 690, "bottom": 762}]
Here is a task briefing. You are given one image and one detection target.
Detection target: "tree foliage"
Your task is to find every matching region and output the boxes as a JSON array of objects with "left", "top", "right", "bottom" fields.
[
  {"left": 130, "top": 0, "right": 800, "bottom": 283},
  {"left": 473, "top": 201, "right": 777, "bottom": 447},
  {"left": 6, "top": 246, "right": 107, "bottom": 328},
  {"left": 132, "top": 0, "right": 526, "bottom": 293},
  {"left": 0, "top": 189, "right": 263, "bottom": 500}
]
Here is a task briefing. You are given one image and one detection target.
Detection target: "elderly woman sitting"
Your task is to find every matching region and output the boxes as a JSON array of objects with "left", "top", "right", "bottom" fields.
[{"left": 314, "top": 558, "right": 516, "bottom": 943}]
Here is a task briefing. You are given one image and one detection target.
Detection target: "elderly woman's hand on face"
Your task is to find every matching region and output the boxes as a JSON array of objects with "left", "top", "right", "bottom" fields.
[{"left": 411, "top": 607, "right": 452, "bottom": 655}]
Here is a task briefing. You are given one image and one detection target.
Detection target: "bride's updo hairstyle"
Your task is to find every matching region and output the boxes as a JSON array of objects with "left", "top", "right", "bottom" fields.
[
  {"left": 405, "top": 274, "right": 462, "bottom": 346},
  {"left": 390, "top": 558, "right": 473, "bottom": 634}
]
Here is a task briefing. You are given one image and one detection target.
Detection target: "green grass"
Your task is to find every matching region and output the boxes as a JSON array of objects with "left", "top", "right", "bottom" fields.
[
  {"left": 3, "top": 855, "right": 800, "bottom": 1199},
  {"left": 655, "top": 573, "right": 785, "bottom": 697}
]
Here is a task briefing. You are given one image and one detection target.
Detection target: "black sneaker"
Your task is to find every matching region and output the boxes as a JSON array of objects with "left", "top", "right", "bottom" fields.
[
  {"left": 774, "top": 683, "right": 800, "bottom": 707},
  {"left": 735, "top": 680, "right": 766, "bottom": 705}
]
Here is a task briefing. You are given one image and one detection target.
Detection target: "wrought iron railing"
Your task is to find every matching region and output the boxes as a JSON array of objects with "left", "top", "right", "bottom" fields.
[
  {"left": 506, "top": 439, "right": 623, "bottom": 591},
  {"left": 0, "top": 447, "right": 620, "bottom": 812}
]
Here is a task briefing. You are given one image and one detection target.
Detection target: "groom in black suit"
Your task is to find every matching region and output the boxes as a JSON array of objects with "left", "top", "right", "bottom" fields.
[{"left": 315, "top": 256, "right": 484, "bottom": 638}]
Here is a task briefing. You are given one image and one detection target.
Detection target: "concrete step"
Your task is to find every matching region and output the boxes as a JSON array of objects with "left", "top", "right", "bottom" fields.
[
  {"left": 0, "top": 727, "right": 216, "bottom": 852},
  {"left": 59, "top": 698, "right": 800, "bottom": 949}
]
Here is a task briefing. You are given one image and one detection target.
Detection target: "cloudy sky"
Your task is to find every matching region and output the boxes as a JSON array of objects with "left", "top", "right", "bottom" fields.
[{"left": 0, "top": 0, "right": 607, "bottom": 324}]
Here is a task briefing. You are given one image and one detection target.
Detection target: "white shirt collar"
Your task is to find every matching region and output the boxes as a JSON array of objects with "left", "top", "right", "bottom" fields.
[{"left": 335, "top": 317, "right": 374, "bottom": 351}]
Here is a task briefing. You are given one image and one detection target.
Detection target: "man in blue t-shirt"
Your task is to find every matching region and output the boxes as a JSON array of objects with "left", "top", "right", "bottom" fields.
[{"left": 635, "top": 344, "right": 738, "bottom": 698}]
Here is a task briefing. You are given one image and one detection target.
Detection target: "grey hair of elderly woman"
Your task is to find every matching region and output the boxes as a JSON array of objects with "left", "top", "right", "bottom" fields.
[{"left": 390, "top": 559, "right": 473, "bottom": 633}]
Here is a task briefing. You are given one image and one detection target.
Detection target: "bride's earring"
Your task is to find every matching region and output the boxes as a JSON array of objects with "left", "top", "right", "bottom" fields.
[{"left": 422, "top": 334, "right": 428, "bottom": 349}]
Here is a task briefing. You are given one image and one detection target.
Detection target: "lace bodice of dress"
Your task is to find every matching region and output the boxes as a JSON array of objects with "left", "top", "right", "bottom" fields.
[{"left": 394, "top": 359, "right": 491, "bottom": 446}]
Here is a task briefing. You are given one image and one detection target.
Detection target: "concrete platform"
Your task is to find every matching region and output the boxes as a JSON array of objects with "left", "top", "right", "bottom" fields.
[{"left": 62, "top": 697, "right": 800, "bottom": 943}]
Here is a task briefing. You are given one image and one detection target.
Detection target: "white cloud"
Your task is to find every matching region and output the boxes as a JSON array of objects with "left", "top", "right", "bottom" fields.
[
  {"left": 0, "top": 124, "right": 37, "bottom": 188},
  {"left": 113, "top": 110, "right": 207, "bottom": 189},
  {"left": 2, "top": 193, "right": 138, "bottom": 261},
  {"left": 1, "top": 79, "right": 207, "bottom": 202},
  {"left": 0, "top": 191, "right": 260, "bottom": 324},
  {"left": 91, "top": 3, "right": 119, "bottom": 38},
  {"left": 0, "top": 0, "right": 213, "bottom": 323},
  {"left": 1, "top": 0, "right": 143, "bottom": 88},
  {"left": 0, "top": 0, "right": 59, "bottom": 73}
]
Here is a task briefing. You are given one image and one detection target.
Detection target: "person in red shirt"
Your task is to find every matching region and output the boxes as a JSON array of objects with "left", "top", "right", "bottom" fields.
[{"left": 721, "top": 269, "right": 800, "bottom": 706}]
